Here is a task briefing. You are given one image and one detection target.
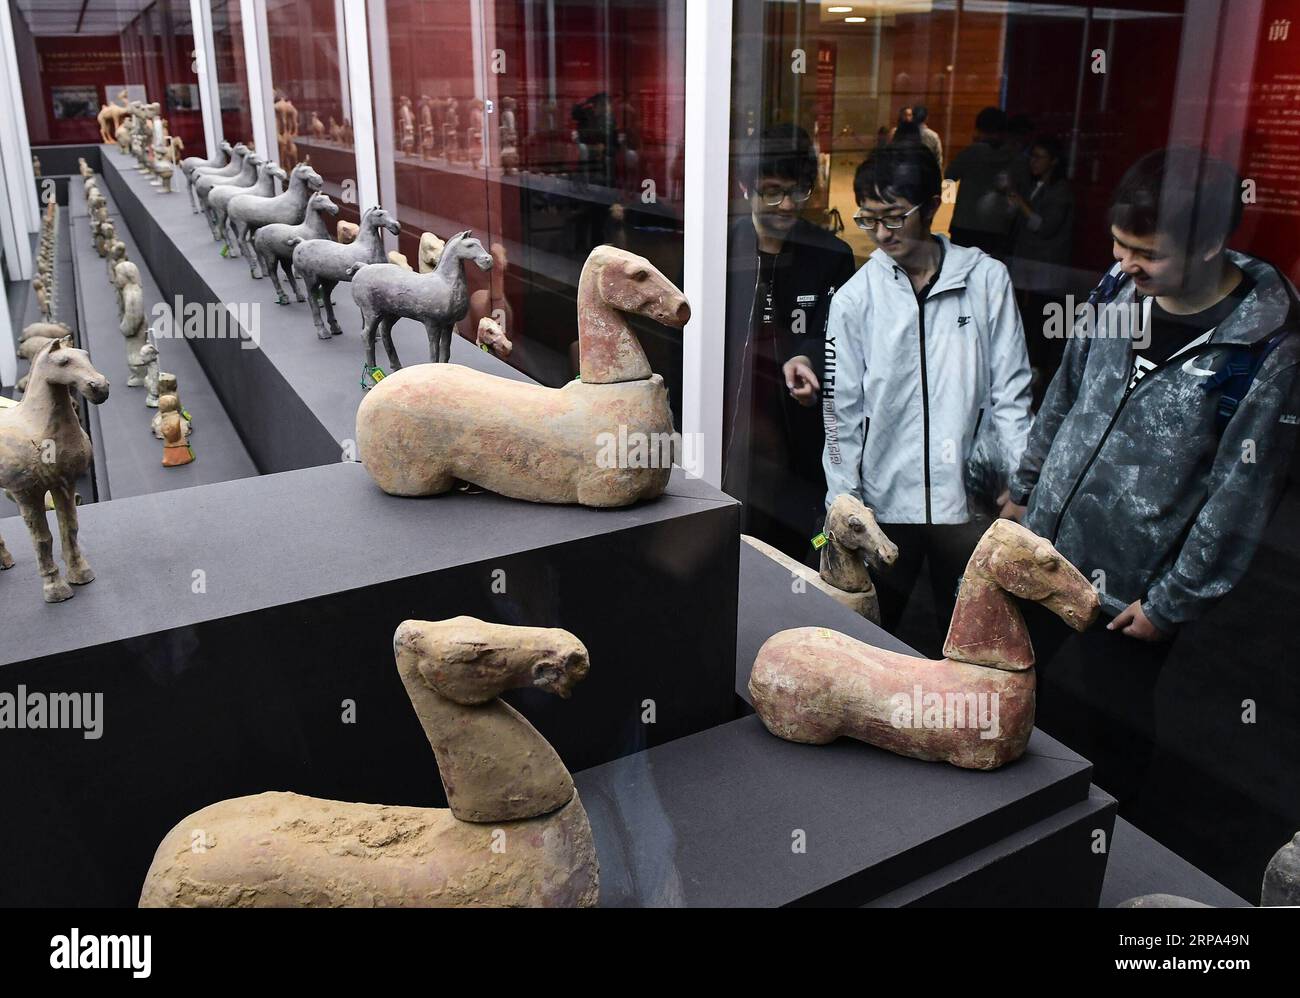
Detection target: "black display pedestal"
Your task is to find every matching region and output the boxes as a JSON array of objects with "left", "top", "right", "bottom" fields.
[{"left": 0, "top": 464, "right": 738, "bottom": 906}]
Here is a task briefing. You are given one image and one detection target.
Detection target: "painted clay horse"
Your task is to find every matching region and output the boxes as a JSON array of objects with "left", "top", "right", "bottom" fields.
[
  {"left": 253, "top": 192, "right": 339, "bottom": 305},
  {"left": 351, "top": 229, "right": 494, "bottom": 371},
  {"left": 210, "top": 159, "right": 283, "bottom": 254},
  {"left": 192, "top": 142, "right": 250, "bottom": 216},
  {"left": 356, "top": 245, "right": 690, "bottom": 507},
  {"left": 749, "top": 519, "right": 1099, "bottom": 770},
  {"left": 743, "top": 493, "right": 898, "bottom": 623},
  {"left": 292, "top": 206, "right": 400, "bottom": 339},
  {"left": 139, "top": 617, "right": 599, "bottom": 907},
  {"left": 0, "top": 339, "right": 110, "bottom": 603}
]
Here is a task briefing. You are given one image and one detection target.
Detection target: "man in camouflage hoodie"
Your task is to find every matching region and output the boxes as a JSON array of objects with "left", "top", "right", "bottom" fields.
[{"left": 1002, "top": 148, "right": 1300, "bottom": 799}]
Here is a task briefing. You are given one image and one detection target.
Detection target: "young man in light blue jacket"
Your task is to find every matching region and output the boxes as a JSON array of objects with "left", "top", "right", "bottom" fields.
[{"left": 824, "top": 144, "right": 1033, "bottom": 651}]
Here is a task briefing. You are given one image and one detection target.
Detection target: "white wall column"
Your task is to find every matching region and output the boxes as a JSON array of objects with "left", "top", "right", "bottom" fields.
[
  {"left": 342, "top": 0, "right": 381, "bottom": 216},
  {"left": 191, "top": 0, "right": 224, "bottom": 158},
  {"left": 366, "top": 0, "right": 397, "bottom": 216},
  {"left": 240, "top": 0, "right": 277, "bottom": 163},
  {"left": 0, "top": 0, "right": 39, "bottom": 238},
  {"left": 681, "top": 0, "right": 732, "bottom": 487}
]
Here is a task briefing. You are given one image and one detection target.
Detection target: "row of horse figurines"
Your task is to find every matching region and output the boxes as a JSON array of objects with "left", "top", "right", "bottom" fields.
[
  {"left": 175, "top": 140, "right": 503, "bottom": 377},
  {"left": 136, "top": 510, "right": 1104, "bottom": 906}
]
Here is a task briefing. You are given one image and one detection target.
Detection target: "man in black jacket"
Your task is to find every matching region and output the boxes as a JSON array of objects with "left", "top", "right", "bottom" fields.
[{"left": 723, "top": 124, "right": 857, "bottom": 559}]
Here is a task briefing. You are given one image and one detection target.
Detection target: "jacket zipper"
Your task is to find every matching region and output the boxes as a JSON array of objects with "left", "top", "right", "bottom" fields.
[
  {"left": 916, "top": 280, "right": 933, "bottom": 524},
  {"left": 1050, "top": 359, "right": 1165, "bottom": 544}
]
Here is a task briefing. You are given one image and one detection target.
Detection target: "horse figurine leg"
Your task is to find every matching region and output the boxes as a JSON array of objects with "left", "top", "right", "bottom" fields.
[
  {"left": 321, "top": 281, "right": 343, "bottom": 336},
  {"left": 359, "top": 309, "right": 382, "bottom": 369},
  {"left": 282, "top": 261, "right": 307, "bottom": 303},
  {"left": 51, "top": 484, "right": 94, "bottom": 585},
  {"left": 304, "top": 275, "right": 330, "bottom": 339},
  {"left": 16, "top": 493, "right": 72, "bottom": 602},
  {"left": 424, "top": 320, "right": 452, "bottom": 364},
  {"left": 381, "top": 316, "right": 402, "bottom": 370},
  {"left": 0, "top": 531, "right": 13, "bottom": 570}
]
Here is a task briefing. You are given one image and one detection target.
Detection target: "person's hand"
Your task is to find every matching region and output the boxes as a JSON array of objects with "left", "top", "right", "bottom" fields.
[
  {"left": 996, "top": 489, "right": 1026, "bottom": 522},
  {"left": 783, "top": 356, "right": 820, "bottom": 407},
  {"left": 1107, "top": 600, "right": 1170, "bottom": 642}
]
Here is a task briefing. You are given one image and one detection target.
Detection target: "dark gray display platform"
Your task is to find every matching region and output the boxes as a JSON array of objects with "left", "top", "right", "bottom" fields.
[
  {"left": 98, "top": 148, "right": 536, "bottom": 475},
  {"left": 1100, "top": 817, "right": 1251, "bottom": 908},
  {"left": 67, "top": 178, "right": 258, "bottom": 498},
  {"left": 0, "top": 461, "right": 738, "bottom": 906},
  {"left": 576, "top": 543, "right": 1113, "bottom": 907}
]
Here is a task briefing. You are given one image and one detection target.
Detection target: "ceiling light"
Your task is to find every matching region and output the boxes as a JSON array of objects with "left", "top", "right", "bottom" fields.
[
  {"left": 845, "top": 15, "right": 867, "bottom": 21},
  {"left": 829, "top": 5, "right": 854, "bottom": 11}
]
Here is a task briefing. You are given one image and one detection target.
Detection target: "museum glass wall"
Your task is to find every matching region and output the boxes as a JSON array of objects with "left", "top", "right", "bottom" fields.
[
  {"left": 725, "top": 0, "right": 1300, "bottom": 898},
  {"left": 210, "top": 0, "right": 254, "bottom": 145},
  {"left": 369, "top": 0, "right": 687, "bottom": 399}
]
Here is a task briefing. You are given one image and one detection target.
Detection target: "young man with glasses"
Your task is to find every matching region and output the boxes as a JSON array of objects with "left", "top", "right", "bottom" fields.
[
  {"left": 1001, "top": 147, "right": 1300, "bottom": 802},
  {"left": 724, "top": 123, "right": 856, "bottom": 559},
  {"left": 824, "top": 143, "right": 1033, "bottom": 652}
]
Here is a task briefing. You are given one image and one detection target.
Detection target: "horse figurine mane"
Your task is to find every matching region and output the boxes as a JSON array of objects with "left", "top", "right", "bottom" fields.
[
  {"left": 138, "top": 617, "right": 598, "bottom": 907},
  {"left": 749, "top": 519, "right": 1099, "bottom": 769}
]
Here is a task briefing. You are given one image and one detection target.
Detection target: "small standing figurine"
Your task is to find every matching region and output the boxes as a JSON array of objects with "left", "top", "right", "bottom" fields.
[
  {"left": 139, "top": 342, "right": 163, "bottom": 408},
  {"left": 397, "top": 96, "right": 416, "bottom": 155},
  {"left": 157, "top": 162, "right": 174, "bottom": 193},
  {"left": 158, "top": 395, "right": 194, "bottom": 467},
  {"left": 151, "top": 373, "right": 192, "bottom": 439},
  {"left": 118, "top": 263, "right": 156, "bottom": 402},
  {"left": 309, "top": 111, "right": 325, "bottom": 138},
  {"left": 468, "top": 98, "right": 485, "bottom": 165},
  {"left": 419, "top": 96, "right": 435, "bottom": 159}
]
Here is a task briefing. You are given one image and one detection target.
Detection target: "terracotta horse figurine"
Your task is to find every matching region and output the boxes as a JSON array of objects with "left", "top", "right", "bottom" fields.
[
  {"left": 356, "top": 244, "right": 691, "bottom": 507},
  {"left": 292, "top": 205, "right": 400, "bottom": 339},
  {"left": 743, "top": 493, "right": 899, "bottom": 623},
  {"left": 749, "top": 519, "right": 1099, "bottom": 770},
  {"left": 180, "top": 140, "right": 231, "bottom": 213},
  {"left": 351, "top": 229, "right": 494, "bottom": 371},
  {"left": 0, "top": 339, "right": 110, "bottom": 603},
  {"left": 138, "top": 617, "right": 599, "bottom": 907}
]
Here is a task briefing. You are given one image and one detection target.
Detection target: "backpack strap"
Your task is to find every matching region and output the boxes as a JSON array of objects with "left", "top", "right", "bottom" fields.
[{"left": 1203, "top": 330, "right": 1291, "bottom": 434}]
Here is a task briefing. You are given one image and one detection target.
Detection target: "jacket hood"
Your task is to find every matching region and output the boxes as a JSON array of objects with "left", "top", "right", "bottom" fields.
[
  {"left": 867, "top": 233, "right": 989, "bottom": 294},
  {"left": 1213, "top": 251, "right": 1300, "bottom": 346}
]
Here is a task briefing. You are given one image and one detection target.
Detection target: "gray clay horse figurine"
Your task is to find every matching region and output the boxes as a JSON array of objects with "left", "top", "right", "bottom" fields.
[
  {"left": 192, "top": 143, "right": 250, "bottom": 214},
  {"left": 0, "top": 339, "right": 110, "bottom": 603},
  {"left": 211, "top": 159, "right": 284, "bottom": 255},
  {"left": 228, "top": 162, "right": 323, "bottom": 278},
  {"left": 293, "top": 205, "right": 400, "bottom": 339},
  {"left": 198, "top": 150, "right": 261, "bottom": 239},
  {"left": 180, "top": 140, "right": 231, "bottom": 213},
  {"left": 351, "top": 229, "right": 493, "bottom": 372},
  {"left": 253, "top": 192, "right": 339, "bottom": 305}
]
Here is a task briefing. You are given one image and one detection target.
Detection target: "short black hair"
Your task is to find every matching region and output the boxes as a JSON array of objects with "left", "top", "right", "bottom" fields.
[
  {"left": 854, "top": 143, "right": 942, "bottom": 207},
  {"left": 912, "top": 104, "right": 929, "bottom": 125},
  {"left": 975, "top": 107, "right": 1006, "bottom": 134},
  {"left": 1032, "top": 135, "right": 1066, "bottom": 182},
  {"left": 740, "top": 122, "right": 817, "bottom": 189},
  {"left": 1109, "top": 147, "right": 1242, "bottom": 253}
]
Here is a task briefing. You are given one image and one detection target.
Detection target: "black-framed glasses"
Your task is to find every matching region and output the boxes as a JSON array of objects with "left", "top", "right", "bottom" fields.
[
  {"left": 755, "top": 184, "right": 814, "bottom": 206},
  {"left": 853, "top": 202, "right": 921, "bottom": 232}
]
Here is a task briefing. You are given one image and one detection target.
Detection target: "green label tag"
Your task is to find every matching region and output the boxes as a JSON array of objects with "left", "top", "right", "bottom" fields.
[
  {"left": 811, "top": 532, "right": 828, "bottom": 550},
  {"left": 361, "top": 364, "right": 387, "bottom": 390}
]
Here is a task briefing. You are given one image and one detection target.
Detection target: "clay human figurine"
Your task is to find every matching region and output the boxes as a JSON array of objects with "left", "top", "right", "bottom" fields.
[
  {"left": 397, "top": 95, "right": 416, "bottom": 155},
  {"left": 253, "top": 191, "right": 339, "bottom": 305},
  {"left": 353, "top": 229, "right": 494, "bottom": 374},
  {"left": 443, "top": 98, "right": 460, "bottom": 161},
  {"left": 467, "top": 98, "right": 486, "bottom": 165},
  {"left": 417, "top": 231, "right": 445, "bottom": 273},
  {"left": 336, "top": 220, "right": 359, "bottom": 244},
  {"left": 157, "top": 395, "right": 194, "bottom": 467},
  {"left": 138, "top": 617, "right": 599, "bottom": 907},
  {"left": 151, "top": 373, "right": 191, "bottom": 439},
  {"left": 309, "top": 110, "right": 325, "bottom": 138},
  {"left": 138, "top": 342, "right": 162, "bottom": 408},
  {"left": 117, "top": 262, "right": 156, "bottom": 399},
  {"left": 748, "top": 519, "right": 1099, "bottom": 770},
  {"left": 387, "top": 250, "right": 412, "bottom": 270},
  {"left": 419, "top": 96, "right": 434, "bottom": 159},
  {"left": 467, "top": 242, "right": 513, "bottom": 343},
  {"left": 105, "top": 239, "right": 127, "bottom": 289},
  {"left": 356, "top": 245, "right": 691, "bottom": 507},
  {"left": 475, "top": 316, "right": 512, "bottom": 358},
  {"left": 293, "top": 206, "right": 400, "bottom": 339},
  {"left": 0, "top": 339, "right": 110, "bottom": 602},
  {"left": 743, "top": 493, "right": 899, "bottom": 623},
  {"left": 157, "top": 162, "right": 174, "bottom": 194},
  {"left": 227, "top": 162, "right": 323, "bottom": 278},
  {"left": 210, "top": 158, "right": 283, "bottom": 254}
]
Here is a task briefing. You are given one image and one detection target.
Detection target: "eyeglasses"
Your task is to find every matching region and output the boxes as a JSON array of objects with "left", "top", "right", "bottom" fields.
[
  {"left": 853, "top": 202, "right": 921, "bottom": 232},
  {"left": 754, "top": 184, "right": 814, "bottom": 207}
]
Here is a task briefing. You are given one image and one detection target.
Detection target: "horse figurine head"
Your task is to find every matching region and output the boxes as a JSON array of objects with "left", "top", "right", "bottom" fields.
[
  {"left": 31, "top": 337, "right": 110, "bottom": 405},
  {"left": 577, "top": 245, "right": 691, "bottom": 384},
  {"left": 306, "top": 191, "right": 339, "bottom": 220},
  {"left": 944, "top": 518, "right": 1099, "bottom": 671},
  {"left": 818, "top": 493, "right": 899, "bottom": 598},
  {"left": 360, "top": 205, "right": 402, "bottom": 238},
  {"left": 438, "top": 229, "right": 494, "bottom": 274},
  {"left": 291, "top": 162, "right": 324, "bottom": 192}
]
